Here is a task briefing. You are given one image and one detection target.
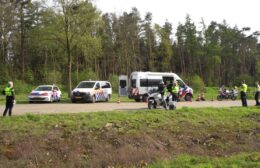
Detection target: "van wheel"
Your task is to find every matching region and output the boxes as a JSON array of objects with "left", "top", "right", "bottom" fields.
[
  {"left": 184, "top": 94, "right": 192, "bottom": 101},
  {"left": 135, "top": 99, "right": 140, "bottom": 102},
  {"left": 142, "top": 94, "right": 148, "bottom": 102},
  {"left": 91, "top": 95, "right": 96, "bottom": 103}
]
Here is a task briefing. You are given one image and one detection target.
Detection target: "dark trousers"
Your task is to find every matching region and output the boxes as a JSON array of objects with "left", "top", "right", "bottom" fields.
[
  {"left": 240, "top": 91, "right": 247, "bottom": 107},
  {"left": 3, "top": 96, "right": 14, "bottom": 116},
  {"left": 255, "top": 91, "right": 260, "bottom": 105},
  {"left": 172, "top": 93, "right": 178, "bottom": 102}
]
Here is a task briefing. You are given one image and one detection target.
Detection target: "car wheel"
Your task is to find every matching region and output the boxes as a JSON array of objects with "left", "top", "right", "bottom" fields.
[
  {"left": 91, "top": 95, "right": 96, "bottom": 103},
  {"left": 29, "top": 101, "right": 33, "bottom": 104},
  {"left": 50, "top": 96, "right": 53, "bottom": 103}
]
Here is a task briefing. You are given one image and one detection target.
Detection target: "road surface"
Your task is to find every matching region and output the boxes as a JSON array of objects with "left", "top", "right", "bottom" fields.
[{"left": 0, "top": 100, "right": 256, "bottom": 116}]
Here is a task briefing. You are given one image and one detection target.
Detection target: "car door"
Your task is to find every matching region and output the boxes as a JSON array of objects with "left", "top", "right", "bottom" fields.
[{"left": 94, "top": 82, "right": 103, "bottom": 101}]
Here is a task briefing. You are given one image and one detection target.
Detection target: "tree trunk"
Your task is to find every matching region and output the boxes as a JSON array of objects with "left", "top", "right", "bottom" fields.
[
  {"left": 64, "top": 14, "right": 72, "bottom": 98},
  {"left": 20, "top": 4, "right": 25, "bottom": 80}
]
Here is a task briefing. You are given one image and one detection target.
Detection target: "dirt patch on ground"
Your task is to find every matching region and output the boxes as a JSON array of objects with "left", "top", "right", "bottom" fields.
[{"left": 0, "top": 124, "right": 259, "bottom": 168}]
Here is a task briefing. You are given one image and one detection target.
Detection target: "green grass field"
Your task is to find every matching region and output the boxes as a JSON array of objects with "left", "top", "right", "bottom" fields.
[
  {"left": 149, "top": 152, "right": 260, "bottom": 168},
  {"left": 0, "top": 107, "right": 259, "bottom": 167}
]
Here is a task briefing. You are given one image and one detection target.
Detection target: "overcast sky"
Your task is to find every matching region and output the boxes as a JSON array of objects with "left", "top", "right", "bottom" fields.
[{"left": 93, "top": 0, "right": 259, "bottom": 34}]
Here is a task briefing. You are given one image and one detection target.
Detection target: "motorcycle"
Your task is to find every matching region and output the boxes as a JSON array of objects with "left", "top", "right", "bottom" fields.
[
  {"left": 147, "top": 91, "right": 176, "bottom": 110},
  {"left": 217, "top": 89, "right": 238, "bottom": 101}
]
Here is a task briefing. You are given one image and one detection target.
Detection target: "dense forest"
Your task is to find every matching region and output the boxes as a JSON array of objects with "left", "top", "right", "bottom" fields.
[{"left": 1, "top": 0, "right": 260, "bottom": 95}]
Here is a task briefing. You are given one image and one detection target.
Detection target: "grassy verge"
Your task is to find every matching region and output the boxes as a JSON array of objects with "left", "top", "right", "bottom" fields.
[
  {"left": 149, "top": 152, "right": 260, "bottom": 168},
  {"left": 0, "top": 107, "right": 259, "bottom": 167}
]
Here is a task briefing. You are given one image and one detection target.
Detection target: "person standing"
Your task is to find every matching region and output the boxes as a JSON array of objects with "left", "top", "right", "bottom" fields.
[
  {"left": 240, "top": 80, "right": 248, "bottom": 107},
  {"left": 255, "top": 81, "right": 260, "bottom": 106},
  {"left": 2, "top": 81, "right": 15, "bottom": 116},
  {"left": 171, "top": 81, "right": 179, "bottom": 102}
]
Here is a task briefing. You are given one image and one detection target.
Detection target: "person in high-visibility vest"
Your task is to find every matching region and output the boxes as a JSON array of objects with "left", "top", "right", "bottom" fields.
[
  {"left": 171, "top": 81, "right": 179, "bottom": 102},
  {"left": 240, "top": 80, "right": 248, "bottom": 107},
  {"left": 2, "top": 81, "right": 15, "bottom": 116},
  {"left": 255, "top": 81, "right": 260, "bottom": 106}
]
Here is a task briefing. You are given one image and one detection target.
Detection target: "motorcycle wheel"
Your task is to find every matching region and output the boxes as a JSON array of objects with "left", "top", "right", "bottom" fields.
[
  {"left": 231, "top": 96, "right": 237, "bottom": 100},
  {"left": 169, "top": 104, "right": 175, "bottom": 110},
  {"left": 217, "top": 95, "right": 223, "bottom": 101},
  {"left": 148, "top": 100, "right": 156, "bottom": 109}
]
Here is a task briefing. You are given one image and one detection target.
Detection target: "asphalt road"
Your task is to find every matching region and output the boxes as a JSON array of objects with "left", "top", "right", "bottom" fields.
[{"left": 0, "top": 100, "right": 256, "bottom": 116}]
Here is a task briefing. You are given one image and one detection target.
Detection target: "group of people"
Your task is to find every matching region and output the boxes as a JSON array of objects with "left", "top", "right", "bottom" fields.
[
  {"left": 240, "top": 80, "right": 260, "bottom": 107},
  {"left": 1, "top": 79, "right": 260, "bottom": 117},
  {"left": 157, "top": 80, "right": 179, "bottom": 102}
]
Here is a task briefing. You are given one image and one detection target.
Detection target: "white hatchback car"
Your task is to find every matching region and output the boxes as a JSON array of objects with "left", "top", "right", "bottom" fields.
[{"left": 28, "top": 85, "right": 62, "bottom": 103}]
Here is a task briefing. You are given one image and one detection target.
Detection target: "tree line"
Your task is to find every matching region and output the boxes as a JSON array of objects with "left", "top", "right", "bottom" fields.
[{"left": 1, "top": 0, "right": 260, "bottom": 96}]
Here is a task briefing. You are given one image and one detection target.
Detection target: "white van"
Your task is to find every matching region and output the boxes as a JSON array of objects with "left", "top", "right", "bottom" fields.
[
  {"left": 71, "top": 81, "right": 112, "bottom": 103},
  {"left": 119, "top": 71, "right": 193, "bottom": 102}
]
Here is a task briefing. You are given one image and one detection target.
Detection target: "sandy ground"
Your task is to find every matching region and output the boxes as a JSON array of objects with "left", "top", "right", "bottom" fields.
[{"left": 0, "top": 100, "right": 256, "bottom": 116}]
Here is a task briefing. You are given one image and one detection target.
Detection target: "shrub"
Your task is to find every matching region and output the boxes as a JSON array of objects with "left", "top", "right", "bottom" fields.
[
  {"left": 190, "top": 75, "right": 205, "bottom": 92},
  {"left": 13, "top": 80, "right": 34, "bottom": 94},
  {"left": 235, "top": 74, "right": 254, "bottom": 86},
  {"left": 71, "top": 70, "right": 99, "bottom": 87},
  {"left": 108, "top": 74, "right": 119, "bottom": 93},
  {"left": 44, "top": 70, "right": 62, "bottom": 85}
]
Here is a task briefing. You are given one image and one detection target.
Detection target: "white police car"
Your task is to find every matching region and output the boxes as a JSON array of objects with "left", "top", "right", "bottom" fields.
[
  {"left": 28, "top": 85, "right": 62, "bottom": 103},
  {"left": 71, "top": 81, "right": 112, "bottom": 103}
]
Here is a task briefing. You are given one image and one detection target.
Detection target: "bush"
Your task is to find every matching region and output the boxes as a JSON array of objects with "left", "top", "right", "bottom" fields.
[
  {"left": 235, "top": 74, "right": 254, "bottom": 86},
  {"left": 44, "top": 70, "right": 62, "bottom": 85},
  {"left": 190, "top": 75, "right": 205, "bottom": 92},
  {"left": 71, "top": 70, "right": 99, "bottom": 87},
  {"left": 108, "top": 74, "right": 119, "bottom": 93},
  {"left": 12, "top": 80, "right": 34, "bottom": 94}
]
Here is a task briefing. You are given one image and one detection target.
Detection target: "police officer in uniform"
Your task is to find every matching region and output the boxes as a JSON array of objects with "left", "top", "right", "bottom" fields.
[
  {"left": 240, "top": 80, "right": 247, "bottom": 107},
  {"left": 172, "top": 81, "right": 179, "bottom": 102},
  {"left": 255, "top": 81, "right": 260, "bottom": 106},
  {"left": 2, "top": 81, "right": 15, "bottom": 116}
]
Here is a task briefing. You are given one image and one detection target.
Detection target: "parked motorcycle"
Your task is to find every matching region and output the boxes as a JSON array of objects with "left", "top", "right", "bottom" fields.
[
  {"left": 147, "top": 91, "right": 176, "bottom": 110},
  {"left": 217, "top": 89, "right": 238, "bottom": 101}
]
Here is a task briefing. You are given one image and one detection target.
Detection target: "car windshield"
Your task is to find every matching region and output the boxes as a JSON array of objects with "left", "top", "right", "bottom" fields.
[
  {"left": 35, "top": 86, "right": 52, "bottom": 91},
  {"left": 77, "top": 82, "right": 95, "bottom": 88}
]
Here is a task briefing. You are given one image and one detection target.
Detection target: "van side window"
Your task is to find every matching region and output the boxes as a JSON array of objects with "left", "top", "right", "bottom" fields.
[
  {"left": 140, "top": 79, "right": 161, "bottom": 87},
  {"left": 163, "top": 76, "right": 174, "bottom": 84},
  {"left": 140, "top": 79, "right": 148, "bottom": 87}
]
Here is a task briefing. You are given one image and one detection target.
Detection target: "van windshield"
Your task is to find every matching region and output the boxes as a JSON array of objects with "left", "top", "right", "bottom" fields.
[{"left": 77, "top": 82, "right": 95, "bottom": 88}]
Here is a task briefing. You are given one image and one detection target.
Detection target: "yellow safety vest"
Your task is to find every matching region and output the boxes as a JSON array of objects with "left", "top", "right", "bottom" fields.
[
  {"left": 256, "top": 84, "right": 260, "bottom": 92},
  {"left": 4, "top": 87, "right": 13, "bottom": 96},
  {"left": 172, "top": 85, "right": 179, "bottom": 94},
  {"left": 241, "top": 84, "right": 247, "bottom": 92}
]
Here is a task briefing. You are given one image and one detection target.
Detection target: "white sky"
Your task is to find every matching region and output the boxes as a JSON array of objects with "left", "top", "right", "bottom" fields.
[{"left": 94, "top": 0, "right": 260, "bottom": 34}]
